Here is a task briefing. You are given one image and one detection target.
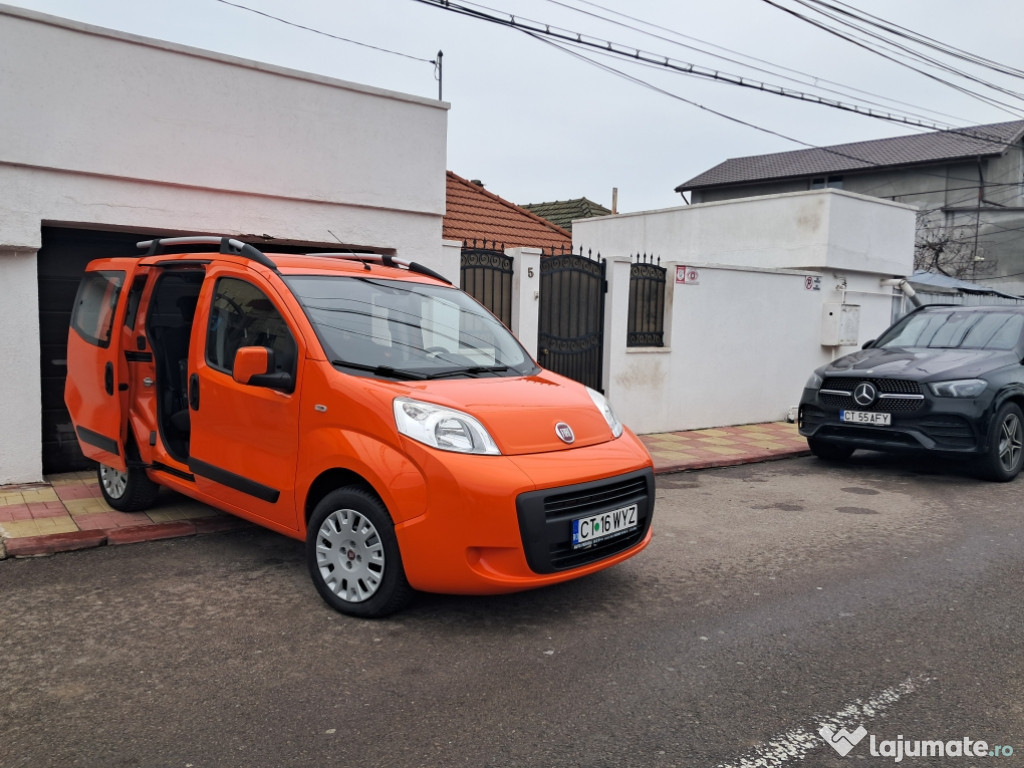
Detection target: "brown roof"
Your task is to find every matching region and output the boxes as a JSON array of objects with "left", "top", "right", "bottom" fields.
[
  {"left": 676, "top": 119, "right": 1024, "bottom": 193},
  {"left": 444, "top": 171, "right": 572, "bottom": 252}
]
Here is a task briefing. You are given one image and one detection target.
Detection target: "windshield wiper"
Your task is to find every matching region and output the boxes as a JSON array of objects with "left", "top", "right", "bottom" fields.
[
  {"left": 423, "top": 365, "right": 510, "bottom": 380},
  {"left": 331, "top": 359, "right": 428, "bottom": 380}
]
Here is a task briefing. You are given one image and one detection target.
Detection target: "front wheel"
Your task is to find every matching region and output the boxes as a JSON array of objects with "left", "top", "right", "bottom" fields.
[
  {"left": 978, "top": 402, "right": 1024, "bottom": 482},
  {"left": 97, "top": 463, "right": 160, "bottom": 512},
  {"left": 306, "top": 487, "right": 413, "bottom": 618},
  {"left": 807, "top": 437, "right": 855, "bottom": 461}
]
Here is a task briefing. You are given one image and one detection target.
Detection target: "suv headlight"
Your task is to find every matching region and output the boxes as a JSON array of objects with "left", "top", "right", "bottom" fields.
[
  {"left": 805, "top": 371, "right": 824, "bottom": 389},
  {"left": 928, "top": 379, "right": 987, "bottom": 398},
  {"left": 587, "top": 387, "right": 624, "bottom": 438},
  {"left": 394, "top": 397, "right": 500, "bottom": 455}
]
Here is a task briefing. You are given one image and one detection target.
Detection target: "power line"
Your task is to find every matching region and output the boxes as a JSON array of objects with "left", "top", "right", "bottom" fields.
[
  {"left": 413, "top": 0, "right": 970, "bottom": 133},
  {"left": 542, "top": 0, "right": 972, "bottom": 127},
  {"left": 212, "top": 0, "right": 436, "bottom": 64},
  {"left": 415, "top": 0, "right": 1024, "bottom": 150},
  {"left": 758, "top": 0, "right": 1024, "bottom": 118}
]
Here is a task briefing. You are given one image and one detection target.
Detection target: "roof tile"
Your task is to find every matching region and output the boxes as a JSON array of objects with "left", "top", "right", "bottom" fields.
[{"left": 443, "top": 172, "right": 572, "bottom": 252}]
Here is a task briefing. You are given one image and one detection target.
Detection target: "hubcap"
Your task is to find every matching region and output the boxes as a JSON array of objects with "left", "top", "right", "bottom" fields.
[
  {"left": 99, "top": 465, "right": 128, "bottom": 500},
  {"left": 998, "top": 413, "right": 1023, "bottom": 472},
  {"left": 315, "top": 508, "right": 385, "bottom": 603}
]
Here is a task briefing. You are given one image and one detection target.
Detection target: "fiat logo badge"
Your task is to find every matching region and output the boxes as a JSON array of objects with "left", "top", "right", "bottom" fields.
[{"left": 555, "top": 422, "right": 575, "bottom": 444}]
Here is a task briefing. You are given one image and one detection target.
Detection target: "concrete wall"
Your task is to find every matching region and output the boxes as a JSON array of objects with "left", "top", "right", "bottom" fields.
[
  {"left": 690, "top": 149, "right": 1024, "bottom": 294},
  {"left": 572, "top": 190, "right": 916, "bottom": 434},
  {"left": 0, "top": 5, "right": 448, "bottom": 483},
  {"left": 574, "top": 189, "right": 914, "bottom": 277}
]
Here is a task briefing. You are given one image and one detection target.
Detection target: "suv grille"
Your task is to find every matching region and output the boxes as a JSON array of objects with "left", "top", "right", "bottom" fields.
[
  {"left": 516, "top": 469, "right": 654, "bottom": 573},
  {"left": 819, "top": 377, "right": 924, "bottom": 413}
]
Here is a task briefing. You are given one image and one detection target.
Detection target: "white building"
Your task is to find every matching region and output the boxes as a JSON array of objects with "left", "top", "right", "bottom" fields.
[{"left": 0, "top": 4, "right": 449, "bottom": 484}]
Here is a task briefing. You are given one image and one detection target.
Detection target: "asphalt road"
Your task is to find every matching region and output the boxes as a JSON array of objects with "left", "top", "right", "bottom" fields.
[{"left": 2, "top": 454, "right": 1023, "bottom": 768}]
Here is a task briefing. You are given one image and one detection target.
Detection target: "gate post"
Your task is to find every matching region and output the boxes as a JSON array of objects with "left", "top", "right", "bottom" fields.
[
  {"left": 507, "top": 246, "right": 541, "bottom": 359},
  {"left": 602, "top": 256, "right": 633, "bottom": 400}
]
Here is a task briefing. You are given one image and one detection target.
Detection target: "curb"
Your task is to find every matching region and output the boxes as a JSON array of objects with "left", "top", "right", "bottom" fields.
[
  {"left": 3, "top": 516, "right": 250, "bottom": 558},
  {"left": 2, "top": 447, "right": 809, "bottom": 561},
  {"left": 653, "top": 448, "right": 810, "bottom": 475}
]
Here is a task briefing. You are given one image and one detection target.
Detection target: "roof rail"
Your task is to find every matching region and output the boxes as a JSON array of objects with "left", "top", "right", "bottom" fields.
[
  {"left": 311, "top": 253, "right": 452, "bottom": 285},
  {"left": 137, "top": 236, "right": 278, "bottom": 272}
]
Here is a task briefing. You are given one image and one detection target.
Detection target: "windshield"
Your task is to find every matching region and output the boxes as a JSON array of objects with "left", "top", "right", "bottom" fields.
[
  {"left": 876, "top": 309, "right": 1024, "bottom": 351},
  {"left": 284, "top": 275, "right": 537, "bottom": 379}
]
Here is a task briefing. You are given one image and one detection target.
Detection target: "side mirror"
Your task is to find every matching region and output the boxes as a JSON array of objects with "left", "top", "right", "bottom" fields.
[
  {"left": 862, "top": 339, "right": 875, "bottom": 350},
  {"left": 233, "top": 346, "right": 294, "bottom": 393}
]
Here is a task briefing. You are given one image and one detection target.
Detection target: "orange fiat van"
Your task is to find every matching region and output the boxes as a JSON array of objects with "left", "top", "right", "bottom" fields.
[{"left": 65, "top": 237, "right": 654, "bottom": 617}]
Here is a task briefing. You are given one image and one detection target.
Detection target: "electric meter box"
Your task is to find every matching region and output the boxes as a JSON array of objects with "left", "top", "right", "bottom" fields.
[{"left": 821, "top": 303, "right": 860, "bottom": 346}]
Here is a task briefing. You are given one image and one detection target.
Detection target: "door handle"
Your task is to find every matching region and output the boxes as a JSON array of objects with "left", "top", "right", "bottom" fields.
[
  {"left": 104, "top": 362, "right": 114, "bottom": 396},
  {"left": 189, "top": 373, "right": 200, "bottom": 411}
]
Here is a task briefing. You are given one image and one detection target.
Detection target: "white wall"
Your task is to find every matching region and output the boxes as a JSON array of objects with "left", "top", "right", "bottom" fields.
[
  {"left": 0, "top": 5, "right": 448, "bottom": 483},
  {"left": 0, "top": 251, "right": 42, "bottom": 483},
  {"left": 574, "top": 189, "right": 914, "bottom": 277},
  {"left": 573, "top": 190, "right": 916, "bottom": 434}
]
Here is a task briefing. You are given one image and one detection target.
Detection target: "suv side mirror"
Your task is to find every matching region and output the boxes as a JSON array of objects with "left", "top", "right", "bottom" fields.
[
  {"left": 862, "top": 339, "right": 875, "bottom": 350},
  {"left": 233, "top": 346, "right": 294, "bottom": 393}
]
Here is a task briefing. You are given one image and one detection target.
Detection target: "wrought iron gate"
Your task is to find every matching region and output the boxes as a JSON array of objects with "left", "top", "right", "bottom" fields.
[
  {"left": 538, "top": 248, "right": 606, "bottom": 391},
  {"left": 460, "top": 241, "right": 513, "bottom": 327}
]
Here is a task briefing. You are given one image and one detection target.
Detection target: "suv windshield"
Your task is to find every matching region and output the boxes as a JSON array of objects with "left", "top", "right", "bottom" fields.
[
  {"left": 284, "top": 275, "right": 537, "bottom": 379},
  {"left": 876, "top": 309, "right": 1024, "bottom": 351}
]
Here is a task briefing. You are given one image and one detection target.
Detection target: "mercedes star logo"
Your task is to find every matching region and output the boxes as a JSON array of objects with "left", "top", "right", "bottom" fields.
[{"left": 853, "top": 381, "right": 878, "bottom": 407}]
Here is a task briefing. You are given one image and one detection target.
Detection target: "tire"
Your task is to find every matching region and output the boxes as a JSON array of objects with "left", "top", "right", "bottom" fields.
[
  {"left": 97, "top": 463, "right": 160, "bottom": 512},
  {"left": 807, "top": 437, "right": 855, "bottom": 461},
  {"left": 306, "top": 487, "right": 414, "bottom": 618},
  {"left": 978, "top": 402, "right": 1024, "bottom": 482}
]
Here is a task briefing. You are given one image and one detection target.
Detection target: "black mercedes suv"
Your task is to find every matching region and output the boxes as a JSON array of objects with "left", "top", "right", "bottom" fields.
[{"left": 798, "top": 304, "right": 1024, "bottom": 481}]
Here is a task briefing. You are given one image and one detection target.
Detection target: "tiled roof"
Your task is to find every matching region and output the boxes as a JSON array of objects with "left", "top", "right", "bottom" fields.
[
  {"left": 521, "top": 198, "right": 612, "bottom": 232},
  {"left": 676, "top": 120, "right": 1024, "bottom": 192},
  {"left": 443, "top": 172, "right": 572, "bottom": 253}
]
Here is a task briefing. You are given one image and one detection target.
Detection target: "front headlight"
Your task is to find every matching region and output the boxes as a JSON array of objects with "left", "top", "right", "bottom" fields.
[
  {"left": 928, "top": 379, "right": 987, "bottom": 398},
  {"left": 587, "top": 387, "right": 624, "bottom": 438},
  {"left": 394, "top": 397, "right": 500, "bottom": 455},
  {"left": 805, "top": 371, "right": 824, "bottom": 390}
]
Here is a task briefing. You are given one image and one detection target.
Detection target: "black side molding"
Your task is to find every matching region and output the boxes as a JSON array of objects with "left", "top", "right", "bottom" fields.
[
  {"left": 188, "top": 458, "right": 280, "bottom": 503},
  {"left": 76, "top": 426, "right": 120, "bottom": 456}
]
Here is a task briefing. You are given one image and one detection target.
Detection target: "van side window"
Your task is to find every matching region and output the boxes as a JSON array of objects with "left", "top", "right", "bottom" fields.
[
  {"left": 70, "top": 270, "right": 125, "bottom": 348},
  {"left": 206, "top": 278, "right": 296, "bottom": 376}
]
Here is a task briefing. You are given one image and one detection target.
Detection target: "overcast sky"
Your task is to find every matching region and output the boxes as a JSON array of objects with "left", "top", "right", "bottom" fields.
[{"left": 5, "top": 0, "right": 1024, "bottom": 213}]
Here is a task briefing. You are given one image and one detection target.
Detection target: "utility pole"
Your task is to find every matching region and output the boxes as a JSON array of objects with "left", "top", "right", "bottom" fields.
[{"left": 435, "top": 50, "right": 443, "bottom": 101}]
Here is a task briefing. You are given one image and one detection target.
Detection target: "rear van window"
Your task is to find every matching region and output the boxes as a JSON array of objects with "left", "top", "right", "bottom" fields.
[{"left": 70, "top": 270, "right": 125, "bottom": 348}]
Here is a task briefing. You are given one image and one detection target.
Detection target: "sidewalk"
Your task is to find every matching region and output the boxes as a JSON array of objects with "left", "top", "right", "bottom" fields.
[{"left": 0, "top": 422, "right": 808, "bottom": 560}]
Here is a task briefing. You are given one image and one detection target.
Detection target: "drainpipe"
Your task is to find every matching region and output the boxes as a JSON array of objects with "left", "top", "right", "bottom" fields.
[{"left": 880, "top": 278, "right": 922, "bottom": 307}]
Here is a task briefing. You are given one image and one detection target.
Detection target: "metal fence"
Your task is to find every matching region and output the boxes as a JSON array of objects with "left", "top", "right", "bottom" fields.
[
  {"left": 627, "top": 253, "right": 665, "bottom": 347},
  {"left": 538, "top": 247, "right": 606, "bottom": 391},
  {"left": 460, "top": 241, "right": 513, "bottom": 327}
]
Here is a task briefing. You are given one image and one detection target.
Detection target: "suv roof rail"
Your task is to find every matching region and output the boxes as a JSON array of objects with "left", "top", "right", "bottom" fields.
[
  {"left": 137, "top": 236, "right": 278, "bottom": 272},
  {"left": 311, "top": 253, "right": 451, "bottom": 285}
]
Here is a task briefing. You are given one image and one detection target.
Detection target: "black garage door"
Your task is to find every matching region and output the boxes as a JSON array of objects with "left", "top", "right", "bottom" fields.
[{"left": 38, "top": 227, "right": 152, "bottom": 474}]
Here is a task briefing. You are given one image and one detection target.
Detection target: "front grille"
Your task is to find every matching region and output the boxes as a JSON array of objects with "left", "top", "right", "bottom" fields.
[
  {"left": 822, "top": 377, "right": 922, "bottom": 395},
  {"left": 816, "top": 425, "right": 920, "bottom": 446},
  {"left": 543, "top": 475, "right": 649, "bottom": 518},
  {"left": 819, "top": 377, "right": 925, "bottom": 413},
  {"left": 517, "top": 468, "right": 654, "bottom": 574}
]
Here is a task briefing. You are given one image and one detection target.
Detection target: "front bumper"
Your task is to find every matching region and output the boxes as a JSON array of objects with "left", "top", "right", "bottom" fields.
[
  {"left": 393, "top": 433, "right": 654, "bottom": 595},
  {"left": 798, "top": 386, "right": 993, "bottom": 455}
]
